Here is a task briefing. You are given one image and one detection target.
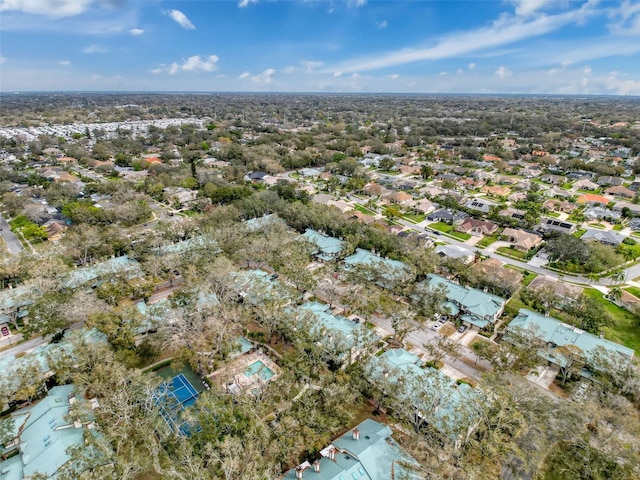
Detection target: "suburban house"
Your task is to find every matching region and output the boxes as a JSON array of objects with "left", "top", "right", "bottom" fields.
[
  {"left": 481, "top": 185, "right": 511, "bottom": 197},
  {"left": 0, "top": 284, "right": 36, "bottom": 329},
  {"left": 604, "top": 185, "right": 635, "bottom": 198},
  {"left": 163, "top": 187, "right": 198, "bottom": 207},
  {"left": 369, "top": 348, "right": 480, "bottom": 448},
  {"left": 465, "top": 198, "right": 497, "bottom": 214},
  {"left": 499, "top": 207, "right": 526, "bottom": 221},
  {"left": 409, "top": 198, "right": 437, "bottom": 214},
  {"left": 580, "top": 229, "right": 626, "bottom": 246},
  {"left": 456, "top": 218, "right": 499, "bottom": 236},
  {"left": 583, "top": 206, "right": 622, "bottom": 222},
  {"left": 343, "top": 249, "right": 413, "bottom": 290},
  {"left": 613, "top": 201, "right": 640, "bottom": 215},
  {"left": 597, "top": 175, "right": 624, "bottom": 187},
  {"left": 434, "top": 244, "right": 475, "bottom": 264},
  {"left": 507, "top": 309, "right": 635, "bottom": 372},
  {"left": 281, "top": 418, "right": 422, "bottom": 480},
  {"left": 422, "top": 274, "right": 506, "bottom": 330},
  {"left": 527, "top": 277, "right": 583, "bottom": 307},
  {"left": 500, "top": 228, "right": 543, "bottom": 251},
  {"left": 542, "top": 199, "right": 576, "bottom": 214},
  {"left": 538, "top": 217, "right": 577, "bottom": 235},
  {"left": 245, "top": 171, "right": 269, "bottom": 182},
  {"left": 427, "top": 208, "right": 468, "bottom": 224},
  {"left": 573, "top": 179, "right": 600, "bottom": 191},
  {"left": 62, "top": 255, "right": 144, "bottom": 290},
  {"left": 576, "top": 194, "right": 610, "bottom": 206},
  {"left": 297, "top": 301, "right": 376, "bottom": 364},
  {"left": 540, "top": 174, "right": 566, "bottom": 185},
  {"left": 301, "top": 229, "right": 345, "bottom": 261},
  {"left": 0, "top": 385, "right": 100, "bottom": 479}
]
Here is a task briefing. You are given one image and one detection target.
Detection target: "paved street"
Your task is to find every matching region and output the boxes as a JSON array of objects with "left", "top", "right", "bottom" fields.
[{"left": 0, "top": 214, "right": 23, "bottom": 255}]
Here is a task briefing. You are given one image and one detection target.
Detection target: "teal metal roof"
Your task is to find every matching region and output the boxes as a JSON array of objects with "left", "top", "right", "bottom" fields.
[
  {"left": 508, "top": 309, "right": 635, "bottom": 365},
  {"left": 0, "top": 385, "right": 91, "bottom": 479},
  {"left": 298, "top": 302, "right": 371, "bottom": 346},
  {"left": 343, "top": 249, "right": 411, "bottom": 288},
  {"left": 424, "top": 274, "right": 505, "bottom": 326},
  {"left": 231, "top": 337, "right": 254, "bottom": 358},
  {"left": 153, "top": 235, "right": 220, "bottom": 256},
  {"left": 244, "top": 213, "right": 286, "bottom": 231},
  {"left": 371, "top": 349, "right": 480, "bottom": 440},
  {"left": 281, "top": 418, "right": 422, "bottom": 480},
  {"left": 301, "top": 229, "right": 344, "bottom": 257},
  {"left": 0, "top": 284, "right": 34, "bottom": 311},
  {"left": 62, "top": 255, "right": 143, "bottom": 289}
]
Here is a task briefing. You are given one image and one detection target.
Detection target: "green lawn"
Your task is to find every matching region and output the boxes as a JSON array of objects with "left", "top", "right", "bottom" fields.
[
  {"left": 449, "top": 231, "right": 472, "bottom": 241},
  {"left": 583, "top": 288, "right": 640, "bottom": 352},
  {"left": 572, "top": 228, "right": 587, "bottom": 238},
  {"left": 404, "top": 213, "right": 426, "bottom": 223},
  {"left": 624, "top": 286, "right": 640, "bottom": 298},
  {"left": 496, "top": 246, "right": 528, "bottom": 259},
  {"left": 587, "top": 222, "right": 606, "bottom": 229},
  {"left": 477, "top": 234, "right": 499, "bottom": 248},
  {"left": 354, "top": 204, "right": 375, "bottom": 215},
  {"left": 612, "top": 224, "right": 624, "bottom": 231},
  {"left": 429, "top": 221, "right": 453, "bottom": 233},
  {"left": 546, "top": 211, "right": 561, "bottom": 218}
]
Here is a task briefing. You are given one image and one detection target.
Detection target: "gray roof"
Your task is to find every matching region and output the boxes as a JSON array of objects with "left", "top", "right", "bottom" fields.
[{"left": 580, "top": 228, "right": 625, "bottom": 245}]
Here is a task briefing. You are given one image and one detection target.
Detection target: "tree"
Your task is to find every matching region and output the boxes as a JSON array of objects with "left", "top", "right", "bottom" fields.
[
  {"left": 553, "top": 344, "right": 585, "bottom": 386},
  {"left": 420, "top": 164, "right": 434, "bottom": 180},
  {"left": 545, "top": 233, "right": 589, "bottom": 264},
  {"left": 22, "top": 290, "right": 73, "bottom": 339},
  {"left": 471, "top": 340, "right": 494, "bottom": 365},
  {"left": 389, "top": 307, "right": 416, "bottom": 345}
]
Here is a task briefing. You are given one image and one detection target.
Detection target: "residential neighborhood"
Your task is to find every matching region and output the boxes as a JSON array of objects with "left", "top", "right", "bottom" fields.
[{"left": 0, "top": 93, "right": 639, "bottom": 479}]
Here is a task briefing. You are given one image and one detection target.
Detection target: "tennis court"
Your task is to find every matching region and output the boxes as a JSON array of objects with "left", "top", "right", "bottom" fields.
[{"left": 154, "top": 373, "right": 201, "bottom": 436}]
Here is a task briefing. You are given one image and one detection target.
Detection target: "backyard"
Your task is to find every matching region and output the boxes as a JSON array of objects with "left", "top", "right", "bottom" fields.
[
  {"left": 428, "top": 221, "right": 472, "bottom": 241},
  {"left": 583, "top": 288, "right": 640, "bottom": 352}
]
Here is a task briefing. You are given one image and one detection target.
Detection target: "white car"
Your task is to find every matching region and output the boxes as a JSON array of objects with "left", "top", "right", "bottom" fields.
[{"left": 432, "top": 322, "right": 442, "bottom": 330}]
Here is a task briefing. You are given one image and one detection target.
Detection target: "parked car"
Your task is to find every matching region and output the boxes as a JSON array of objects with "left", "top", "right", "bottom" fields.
[
  {"left": 1, "top": 326, "right": 9, "bottom": 336},
  {"left": 432, "top": 322, "right": 442, "bottom": 330},
  {"left": 457, "top": 325, "right": 468, "bottom": 333}
]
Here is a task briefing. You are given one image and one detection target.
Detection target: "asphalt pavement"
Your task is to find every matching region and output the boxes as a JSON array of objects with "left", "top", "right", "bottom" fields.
[{"left": 0, "top": 214, "right": 23, "bottom": 255}]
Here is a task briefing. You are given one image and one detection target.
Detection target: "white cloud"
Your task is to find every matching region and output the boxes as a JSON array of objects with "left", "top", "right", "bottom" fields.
[
  {"left": 377, "top": 20, "right": 387, "bottom": 29},
  {"left": 281, "top": 66, "right": 296, "bottom": 74},
  {"left": 129, "top": 28, "right": 144, "bottom": 36},
  {"left": 583, "top": 65, "right": 592, "bottom": 74},
  {"left": 510, "top": 0, "right": 556, "bottom": 17},
  {"left": 323, "top": 1, "right": 599, "bottom": 73},
  {"left": 561, "top": 59, "right": 572, "bottom": 67},
  {"left": 238, "top": 71, "right": 251, "bottom": 79},
  {"left": 238, "top": 0, "right": 259, "bottom": 7},
  {"left": 182, "top": 55, "right": 219, "bottom": 72},
  {"left": 152, "top": 55, "right": 219, "bottom": 75},
  {"left": 252, "top": 68, "right": 275, "bottom": 84},
  {"left": 468, "top": 62, "right": 476, "bottom": 70},
  {"left": 439, "top": 71, "right": 447, "bottom": 76},
  {"left": 334, "top": 72, "right": 342, "bottom": 77},
  {"left": 167, "top": 9, "right": 195, "bottom": 30},
  {"left": 0, "top": 55, "right": 6, "bottom": 64},
  {"left": 348, "top": 0, "right": 367, "bottom": 7},
  {"left": 0, "top": 0, "right": 95, "bottom": 18},
  {"left": 301, "top": 60, "right": 323, "bottom": 72},
  {"left": 58, "top": 60, "right": 71, "bottom": 66},
  {"left": 388, "top": 73, "right": 399, "bottom": 79},
  {"left": 83, "top": 44, "right": 107, "bottom": 54},
  {"left": 495, "top": 66, "right": 513, "bottom": 78},
  {"left": 608, "top": 0, "right": 640, "bottom": 35}
]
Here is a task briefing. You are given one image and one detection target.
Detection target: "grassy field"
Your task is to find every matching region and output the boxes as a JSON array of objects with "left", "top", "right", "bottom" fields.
[
  {"left": 429, "top": 221, "right": 453, "bottom": 233},
  {"left": 354, "top": 204, "right": 375, "bottom": 215},
  {"left": 496, "top": 246, "right": 528, "bottom": 259},
  {"left": 427, "top": 221, "right": 471, "bottom": 241},
  {"left": 572, "top": 228, "right": 587, "bottom": 238},
  {"left": 404, "top": 213, "right": 426, "bottom": 223},
  {"left": 477, "top": 234, "right": 499, "bottom": 248},
  {"left": 623, "top": 286, "right": 640, "bottom": 299},
  {"left": 583, "top": 288, "right": 640, "bottom": 352}
]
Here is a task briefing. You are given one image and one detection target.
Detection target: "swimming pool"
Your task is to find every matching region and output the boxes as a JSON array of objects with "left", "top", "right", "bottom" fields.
[{"left": 244, "top": 360, "right": 275, "bottom": 381}]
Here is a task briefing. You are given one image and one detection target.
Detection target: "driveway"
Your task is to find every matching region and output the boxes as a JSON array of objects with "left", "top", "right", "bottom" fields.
[{"left": 0, "top": 214, "right": 23, "bottom": 255}]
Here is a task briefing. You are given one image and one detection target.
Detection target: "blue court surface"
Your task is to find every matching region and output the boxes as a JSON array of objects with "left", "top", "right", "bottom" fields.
[{"left": 154, "top": 373, "right": 201, "bottom": 435}]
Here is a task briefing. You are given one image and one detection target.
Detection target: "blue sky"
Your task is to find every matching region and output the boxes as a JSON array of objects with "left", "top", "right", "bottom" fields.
[{"left": 1, "top": 0, "right": 640, "bottom": 94}]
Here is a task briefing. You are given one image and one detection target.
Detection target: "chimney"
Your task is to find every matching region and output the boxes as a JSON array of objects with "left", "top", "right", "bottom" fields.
[
  {"left": 328, "top": 446, "right": 336, "bottom": 461},
  {"left": 295, "top": 466, "right": 304, "bottom": 479},
  {"left": 313, "top": 460, "right": 320, "bottom": 473},
  {"left": 352, "top": 428, "right": 360, "bottom": 440}
]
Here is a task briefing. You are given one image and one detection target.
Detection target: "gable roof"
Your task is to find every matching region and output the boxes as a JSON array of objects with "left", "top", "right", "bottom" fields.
[
  {"left": 508, "top": 308, "right": 634, "bottom": 367},
  {"left": 281, "top": 418, "right": 422, "bottom": 480},
  {"left": 577, "top": 194, "right": 610, "bottom": 205}
]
